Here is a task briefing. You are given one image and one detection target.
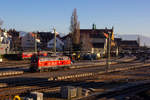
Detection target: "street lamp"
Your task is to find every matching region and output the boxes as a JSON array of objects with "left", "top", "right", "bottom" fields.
[
  {"left": 34, "top": 33, "right": 37, "bottom": 53},
  {"left": 53, "top": 28, "right": 56, "bottom": 55},
  {"left": 0, "top": 29, "right": 2, "bottom": 62},
  {"left": 106, "top": 31, "right": 111, "bottom": 72}
]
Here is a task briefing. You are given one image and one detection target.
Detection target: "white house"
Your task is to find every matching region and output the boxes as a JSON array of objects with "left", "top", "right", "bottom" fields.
[
  {"left": 61, "top": 34, "right": 72, "bottom": 51},
  {"left": 47, "top": 37, "right": 64, "bottom": 51},
  {"left": 0, "top": 30, "right": 12, "bottom": 54}
]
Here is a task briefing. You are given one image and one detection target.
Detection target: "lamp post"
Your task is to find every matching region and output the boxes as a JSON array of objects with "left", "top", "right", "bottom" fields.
[
  {"left": 70, "top": 33, "right": 73, "bottom": 59},
  {"left": 106, "top": 32, "right": 111, "bottom": 72},
  {"left": 0, "top": 29, "right": 2, "bottom": 62},
  {"left": 53, "top": 28, "right": 56, "bottom": 55},
  {"left": 34, "top": 33, "right": 37, "bottom": 53}
]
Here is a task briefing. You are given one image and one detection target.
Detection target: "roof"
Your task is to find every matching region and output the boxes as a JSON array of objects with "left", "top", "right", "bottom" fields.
[
  {"left": 80, "top": 29, "right": 112, "bottom": 33},
  {"left": 38, "top": 32, "right": 61, "bottom": 39},
  {"left": 120, "top": 40, "right": 139, "bottom": 46},
  {"left": 61, "top": 28, "right": 113, "bottom": 40},
  {"left": 80, "top": 29, "right": 113, "bottom": 38},
  {"left": 48, "top": 37, "right": 64, "bottom": 44},
  {"left": 61, "top": 34, "right": 71, "bottom": 40},
  {"left": 115, "top": 38, "right": 122, "bottom": 41}
]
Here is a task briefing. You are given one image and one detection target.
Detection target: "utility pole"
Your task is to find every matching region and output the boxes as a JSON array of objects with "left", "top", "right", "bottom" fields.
[
  {"left": 34, "top": 33, "right": 37, "bottom": 53},
  {"left": 53, "top": 28, "right": 56, "bottom": 55},
  {"left": 70, "top": 33, "right": 73, "bottom": 58},
  {"left": 0, "top": 19, "right": 3, "bottom": 62},
  {"left": 106, "top": 32, "right": 111, "bottom": 72},
  {"left": 0, "top": 29, "right": 2, "bottom": 62}
]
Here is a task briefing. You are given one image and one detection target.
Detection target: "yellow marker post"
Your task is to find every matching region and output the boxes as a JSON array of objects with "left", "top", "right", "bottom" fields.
[{"left": 13, "top": 95, "right": 21, "bottom": 100}]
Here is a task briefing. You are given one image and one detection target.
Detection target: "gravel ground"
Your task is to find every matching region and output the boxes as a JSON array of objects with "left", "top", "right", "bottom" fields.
[{"left": 43, "top": 63, "right": 150, "bottom": 100}]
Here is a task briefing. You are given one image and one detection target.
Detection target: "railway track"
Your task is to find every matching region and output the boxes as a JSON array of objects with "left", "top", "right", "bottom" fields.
[
  {"left": 0, "top": 57, "right": 137, "bottom": 78},
  {"left": 1, "top": 65, "right": 150, "bottom": 100},
  {"left": 0, "top": 75, "right": 99, "bottom": 99},
  {"left": 0, "top": 59, "right": 147, "bottom": 88},
  {"left": 1, "top": 63, "right": 150, "bottom": 99},
  {"left": 79, "top": 80, "right": 150, "bottom": 100},
  {"left": 0, "top": 56, "right": 132, "bottom": 69},
  {"left": 0, "top": 60, "right": 149, "bottom": 97},
  {"left": 0, "top": 61, "right": 30, "bottom": 68},
  {"left": 0, "top": 60, "right": 141, "bottom": 81}
]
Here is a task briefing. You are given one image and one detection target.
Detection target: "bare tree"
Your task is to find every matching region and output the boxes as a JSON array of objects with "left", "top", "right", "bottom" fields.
[
  {"left": 0, "top": 18, "right": 3, "bottom": 58},
  {"left": 0, "top": 18, "right": 3, "bottom": 27},
  {"left": 81, "top": 33, "right": 93, "bottom": 52},
  {"left": 8, "top": 29, "right": 21, "bottom": 51},
  {"left": 70, "top": 8, "right": 80, "bottom": 49},
  {"left": 0, "top": 18, "right": 3, "bottom": 40}
]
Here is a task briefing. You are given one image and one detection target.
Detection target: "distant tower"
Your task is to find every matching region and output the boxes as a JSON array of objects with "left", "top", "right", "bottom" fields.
[{"left": 137, "top": 35, "right": 140, "bottom": 46}]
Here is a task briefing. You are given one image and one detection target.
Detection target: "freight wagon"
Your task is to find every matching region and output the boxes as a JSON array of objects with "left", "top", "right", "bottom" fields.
[
  {"left": 22, "top": 52, "right": 48, "bottom": 59},
  {"left": 30, "top": 55, "right": 71, "bottom": 72}
]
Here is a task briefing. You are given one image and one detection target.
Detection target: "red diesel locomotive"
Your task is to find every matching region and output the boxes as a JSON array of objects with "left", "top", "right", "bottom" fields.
[{"left": 30, "top": 55, "right": 71, "bottom": 72}]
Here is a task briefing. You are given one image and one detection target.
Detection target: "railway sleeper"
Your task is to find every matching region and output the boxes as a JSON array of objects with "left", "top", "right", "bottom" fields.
[{"left": 0, "top": 71, "right": 24, "bottom": 77}]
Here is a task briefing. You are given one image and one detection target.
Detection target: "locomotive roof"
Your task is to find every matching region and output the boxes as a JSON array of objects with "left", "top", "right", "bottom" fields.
[
  {"left": 37, "top": 55, "right": 70, "bottom": 61},
  {"left": 39, "top": 55, "right": 68, "bottom": 58}
]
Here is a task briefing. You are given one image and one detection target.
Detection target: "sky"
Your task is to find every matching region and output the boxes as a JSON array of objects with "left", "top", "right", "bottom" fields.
[{"left": 0, "top": 0, "right": 150, "bottom": 36}]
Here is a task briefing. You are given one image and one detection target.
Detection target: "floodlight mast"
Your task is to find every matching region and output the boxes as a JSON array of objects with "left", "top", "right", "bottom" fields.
[
  {"left": 106, "top": 31, "right": 111, "bottom": 72},
  {"left": 0, "top": 30, "right": 1, "bottom": 59},
  {"left": 34, "top": 33, "right": 37, "bottom": 53},
  {"left": 53, "top": 28, "right": 56, "bottom": 55}
]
